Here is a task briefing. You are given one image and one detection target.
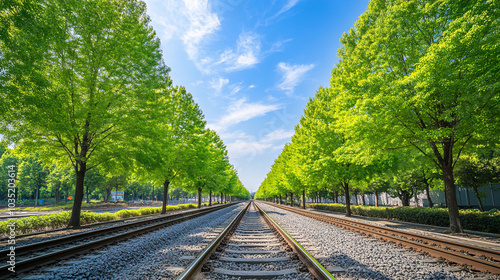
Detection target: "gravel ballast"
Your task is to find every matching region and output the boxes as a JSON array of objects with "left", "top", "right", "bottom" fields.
[
  {"left": 18, "top": 204, "right": 245, "bottom": 280},
  {"left": 257, "top": 202, "right": 499, "bottom": 280}
]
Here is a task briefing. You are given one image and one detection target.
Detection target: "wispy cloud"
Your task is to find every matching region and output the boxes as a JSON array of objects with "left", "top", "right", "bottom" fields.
[
  {"left": 275, "top": 0, "right": 301, "bottom": 18},
  {"left": 225, "top": 129, "right": 294, "bottom": 160},
  {"left": 209, "top": 77, "right": 229, "bottom": 94},
  {"left": 264, "top": 0, "right": 301, "bottom": 24},
  {"left": 209, "top": 77, "right": 244, "bottom": 96},
  {"left": 217, "top": 32, "right": 261, "bottom": 72},
  {"left": 208, "top": 98, "right": 281, "bottom": 131},
  {"left": 144, "top": 0, "right": 220, "bottom": 73},
  {"left": 276, "top": 62, "right": 314, "bottom": 95},
  {"left": 182, "top": 0, "right": 220, "bottom": 62}
]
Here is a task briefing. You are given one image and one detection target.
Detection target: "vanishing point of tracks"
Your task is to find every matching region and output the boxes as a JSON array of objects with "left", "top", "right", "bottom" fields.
[
  {"left": 264, "top": 202, "right": 500, "bottom": 275},
  {"left": 0, "top": 202, "right": 236, "bottom": 277},
  {"left": 178, "top": 201, "right": 334, "bottom": 280}
]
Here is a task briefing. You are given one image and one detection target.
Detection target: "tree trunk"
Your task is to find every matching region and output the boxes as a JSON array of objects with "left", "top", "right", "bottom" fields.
[
  {"left": 221, "top": 192, "right": 223, "bottom": 204},
  {"left": 361, "top": 192, "right": 366, "bottom": 205},
  {"left": 68, "top": 163, "right": 86, "bottom": 228},
  {"left": 198, "top": 188, "right": 202, "bottom": 208},
  {"left": 354, "top": 190, "right": 359, "bottom": 205},
  {"left": 209, "top": 190, "right": 212, "bottom": 206},
  {"left": 55, "top": 182, "right": 60, "bottom": 204},
  {"left": 472, "top": 186, "right": 485, "bottom": 212},
  {"left": 105, "top": 188, "right": 111, "bottom": 202},
  {"left": 374, "top": 189, "right": 379, "bottom": 207},
  {"left": 290, "top": 192, "right": 293, "bottom": 206},
  {"left": 442, "top": 167, "right": 462, "bottom": 232},
  {"left": 35, "top": 186, "right": 39, "bottom": 206},
  {"left": 279, "top": 194, "right": 281, "bottom": 205},
  {"left": 401, "top": 190, "right": 410, "bottom": 206},
  {"left": 343, "top": 182, "right": 351, "bottom": 217},
  {"left": 425, "top": 185, "right": 434, "bottom": 208},
  {"left": 302, "top": 190, "right": 306, "bottom": 209},
  {"left": 161, "top": 180, "right": 170, "bottom": 214},
  {"left": 86, "top": 184, "right": 89, "bottom": 204}
]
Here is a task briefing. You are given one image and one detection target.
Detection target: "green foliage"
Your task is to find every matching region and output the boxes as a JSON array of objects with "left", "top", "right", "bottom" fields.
[
  {"left": 309, "top": 203, "right": 500, "bottom": 233},
  {"left": 257, "top": 0, "right": 500, "bottom": 233}
]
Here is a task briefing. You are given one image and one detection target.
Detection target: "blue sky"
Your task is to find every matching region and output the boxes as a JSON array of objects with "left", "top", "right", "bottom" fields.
[{"left": 143, "top": 0, "right": 370, "bottom": 193}]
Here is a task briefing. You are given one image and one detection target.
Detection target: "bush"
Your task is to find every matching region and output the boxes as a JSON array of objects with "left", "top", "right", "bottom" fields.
[{"left": 308, "top": 203, "right": 500, "bottom": 234}]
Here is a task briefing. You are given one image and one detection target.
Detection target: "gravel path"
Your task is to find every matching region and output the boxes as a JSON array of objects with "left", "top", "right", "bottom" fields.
[
  {"left": 17, "top": 204, "right": 245, "bottom": 280},
  {"left": 257, "top": 202, "right": 499, "bottom": 280}
]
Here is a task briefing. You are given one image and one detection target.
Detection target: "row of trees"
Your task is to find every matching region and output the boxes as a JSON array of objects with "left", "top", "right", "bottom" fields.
[
  {"left": 0, "top": 0, "right": 249, "bottom": 228},
  {"left": 0, "top": 147, "right": 243, "bottom": 206},
  {"left": 256, "top": 0, "right": 500, "bottom": 233}
]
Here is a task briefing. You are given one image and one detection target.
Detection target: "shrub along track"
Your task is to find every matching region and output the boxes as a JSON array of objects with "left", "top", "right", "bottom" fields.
[
  {"left": 262, "top": 202, "right": 500, "bottom": 275},
  {"left": 0, "top": 202, "right": 237, "bottom": 277}
]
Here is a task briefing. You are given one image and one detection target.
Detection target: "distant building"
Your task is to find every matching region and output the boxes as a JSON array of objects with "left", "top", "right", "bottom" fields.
[{"left": 111, "top": 191, "right": 124, "bottom": 201}]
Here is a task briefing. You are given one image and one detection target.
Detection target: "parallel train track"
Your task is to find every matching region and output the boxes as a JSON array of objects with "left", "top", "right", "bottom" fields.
[
  {"left": 264, "top": 202, "right": 500, "bottom": 275},
  {"left": 177, "top": 201, "right": 335, "bottom": 280},
  {"left": 0, "top": 202, "right": 236, "bottom": 277}
]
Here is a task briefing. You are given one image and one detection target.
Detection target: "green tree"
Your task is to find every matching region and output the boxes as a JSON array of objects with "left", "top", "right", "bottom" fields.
[
  {"left": 333, "top": 0, "right": 500, "bottom": 232},
  {"left": 0, "top": 147, "right": 19, "bottom": 202},
  {"left": 455, "top": 155, "right": 496, "bottom": 212},
  {"left": 133, "top": 86, "right": 206, "bottom": 213},
  {"left": 0, "top": 0, "right": 170, "bottom": 227},
  {"left": 84, "top": 168, "right": 106, "bottom": 203},
  {"left": 46, "top": 164, "right": 74, "bottom": 204},
  {"left": 17, "top": 154, "right": 48, "bottom": 206}
]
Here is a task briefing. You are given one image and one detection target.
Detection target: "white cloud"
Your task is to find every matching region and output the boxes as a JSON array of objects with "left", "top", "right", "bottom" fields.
[
  {"left": 209, "top": 77, "right": 229, "bottom": 94},
  {"left": 217, "top": 32, "right": 261, "bottom": 72},
  {"left": 208, "top": 78, "right": 244, "bottom": 96},
  {"left": 276, "top": 62, "right": 314, "bottom": 95},
  {"left": 275, "top": 0, "right": 301, "bottom": 18},
  {"left": 230, "top": 85, "right": 242, "bottom": 95},
  {"left": 208, "top": 98, "right": 281, "bottom": 131},
  {"left": 267, "top": 38, "right": 293, "bottom": 53},
  {"left": 144, "top": 0, "right": 220, "bottom": 73},
  {"left": 226, "top": 129, "right": 294, "bottom": 160}
]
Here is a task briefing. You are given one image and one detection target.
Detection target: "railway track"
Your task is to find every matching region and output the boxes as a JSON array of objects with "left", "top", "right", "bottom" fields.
[
  {"left": 177, "top": 201, "right": 335, "bottom": 280},
  {"left": 264, "top": 202, "right": 500, "bottom": 275},
  {"left": 0, "top": 203, "right": 226, "bottom": 243},
  {"left": 0, "top": 202, "right": 237, "bottom": 277}
]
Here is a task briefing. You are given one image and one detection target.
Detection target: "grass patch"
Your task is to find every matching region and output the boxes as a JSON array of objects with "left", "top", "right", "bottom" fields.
[
  {"left": 0, "top": 202, "right": 219, "bottom": 236},
  {"left": 308, "top": 203, "right": 500, "bottom": 234}
]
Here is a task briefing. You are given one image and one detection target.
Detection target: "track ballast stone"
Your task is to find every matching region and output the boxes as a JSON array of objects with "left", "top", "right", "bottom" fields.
[
  {"left": 18, "top": 204, "right": 244, "bottom": 280},
  {"left": 257, "top": 202, "right": 499, "bottom": 280}
]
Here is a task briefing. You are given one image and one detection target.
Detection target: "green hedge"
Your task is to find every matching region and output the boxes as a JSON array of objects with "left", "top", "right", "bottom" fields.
[
  {"left": 0, "top": 203, "right": 208, "bottom": 236},
  {"left": 308, "top": 203, "right": 500, "bottom": 234}
]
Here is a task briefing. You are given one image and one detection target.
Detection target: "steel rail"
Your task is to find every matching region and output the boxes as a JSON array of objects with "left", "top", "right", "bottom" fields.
[
  {"left": 0, "top": 202, "right": 236, "bottom": 257},
  {"left": 176, "top": 201, "right": 251, "bottom": 280},
  {"left": 0, "top": 204, "right": 224, "bottom": 241},
  {"left": 0, "top": 202, "right": 238, "bottom": 277},
  {"left": 265, "top": 202, "right": 500, "bottom": 275},
  {"left": 254, "top": 202, "right": 336, "bottom": 280}
]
